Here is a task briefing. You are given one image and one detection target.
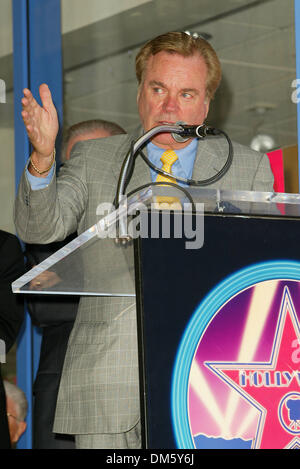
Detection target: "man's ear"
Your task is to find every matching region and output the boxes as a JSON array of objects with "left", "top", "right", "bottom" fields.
[
  {"left": 204, "top": 98, "right": 210, "bottom": 120},
  {"left": 137, "top": 85, "right": 141, "bottom": 104},
  {"left": 13, "top": 421, "right": 27, "bottom": 443}
]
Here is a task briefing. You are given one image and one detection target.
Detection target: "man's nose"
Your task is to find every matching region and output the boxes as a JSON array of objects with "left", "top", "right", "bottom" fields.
[{"left": 163, "top": 94, "right": 178, "bottom": 113}]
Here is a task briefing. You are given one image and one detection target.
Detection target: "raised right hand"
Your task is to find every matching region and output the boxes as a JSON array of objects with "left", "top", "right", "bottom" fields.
[{"left": 21, "top": 83, "right": 59, "bottom": 164}]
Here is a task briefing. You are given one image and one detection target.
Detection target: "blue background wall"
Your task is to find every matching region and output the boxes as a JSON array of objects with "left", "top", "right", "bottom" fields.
[{"left": 12, "top": 0, "right": 63, "bottom": 449}]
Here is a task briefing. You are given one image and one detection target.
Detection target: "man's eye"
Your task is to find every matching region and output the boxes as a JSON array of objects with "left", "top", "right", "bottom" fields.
[
  {"left": 182, "top": 92, "right": 192, "bottom": 98},
  {"left": 153, "top": 87, "right": 163, "bottom": 94}
]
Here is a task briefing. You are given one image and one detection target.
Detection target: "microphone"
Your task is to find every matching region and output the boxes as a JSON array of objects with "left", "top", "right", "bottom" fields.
[{"left": 172, "top": 121, "right": 218, "bottom": 143}]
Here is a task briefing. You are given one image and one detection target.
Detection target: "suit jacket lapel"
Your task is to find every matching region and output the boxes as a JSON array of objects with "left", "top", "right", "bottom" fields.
[
  {"left": 127, "top": 148, "right": 152, "bottom": 195},
  {"left": 192, "top": 138, "right": 226, "bottom": 184},
  {"left": 128, "top": 127, "right": 151, "bottom": 195},
  {"left": 111, "top": 138, "right": 151, "bottom": 201}
]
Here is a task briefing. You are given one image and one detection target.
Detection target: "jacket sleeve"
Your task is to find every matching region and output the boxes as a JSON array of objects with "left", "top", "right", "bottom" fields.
[{"left": 14, "top": 151, "right": 88, "bottom": 244}]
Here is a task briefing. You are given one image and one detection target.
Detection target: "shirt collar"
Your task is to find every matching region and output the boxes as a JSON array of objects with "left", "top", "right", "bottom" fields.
[{"left": 147, "top": 139, "right": 198, "bottom": 175}]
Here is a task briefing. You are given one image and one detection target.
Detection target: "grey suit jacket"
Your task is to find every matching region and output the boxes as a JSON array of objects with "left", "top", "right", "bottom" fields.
[{"left": 14, "top": 133, "right": 273, "bottom": 435}]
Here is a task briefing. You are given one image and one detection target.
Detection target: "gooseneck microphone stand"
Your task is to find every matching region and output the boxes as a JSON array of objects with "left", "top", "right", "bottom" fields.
[{"left": 115, "top": 123, "right": 232, "bottom": 241}]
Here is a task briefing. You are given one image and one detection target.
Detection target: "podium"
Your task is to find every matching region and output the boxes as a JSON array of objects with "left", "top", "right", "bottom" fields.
[{"left": 12, "top": 187, "right": 300, "bottom": 449}]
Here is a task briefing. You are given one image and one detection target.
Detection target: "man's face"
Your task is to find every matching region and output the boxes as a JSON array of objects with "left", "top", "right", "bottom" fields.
[
  {"left": 137, "top": 51, "right": 210, "bottom": 150},
  {"left": 6, "top": 397, "right": 26, "bottom": 444}
]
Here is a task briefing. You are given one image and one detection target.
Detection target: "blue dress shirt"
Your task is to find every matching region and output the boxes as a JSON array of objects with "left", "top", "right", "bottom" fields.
[
  {"left": 147, "top": 139, "right": 198, "bottom": 187},
  {"left": 26, "top": 162, "right": 55, "bottom": 190}
]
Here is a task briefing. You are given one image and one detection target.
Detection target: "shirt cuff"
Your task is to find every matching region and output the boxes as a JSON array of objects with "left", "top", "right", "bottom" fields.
[{"left": 25, "top": 164, "right": 55, "bottom": 190}]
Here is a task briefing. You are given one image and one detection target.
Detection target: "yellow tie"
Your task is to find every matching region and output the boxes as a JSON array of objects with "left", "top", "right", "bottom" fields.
[
  {"left": 156, "top": 150, "right": 178, "bottom": 184},
  {"left": 155, "top": 150, "right": 181, "bottom": 208}
]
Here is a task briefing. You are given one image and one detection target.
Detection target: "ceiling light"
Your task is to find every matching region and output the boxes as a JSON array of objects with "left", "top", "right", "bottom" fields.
[
  {"left": 246, "top": 103, "right": 276, "bottom": 115},
  {"left": 250, "top": 134, "right": 277, "bottom": 153}
]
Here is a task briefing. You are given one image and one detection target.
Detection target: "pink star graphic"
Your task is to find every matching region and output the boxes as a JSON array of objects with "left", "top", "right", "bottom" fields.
[{"left": 207, "top": 287, "right": 300, "bottom": 449}]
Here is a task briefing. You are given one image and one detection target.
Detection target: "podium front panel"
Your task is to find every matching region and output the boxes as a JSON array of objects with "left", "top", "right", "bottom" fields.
[{"left": 135, "top": 212, "right": 300, "bottom": 449}]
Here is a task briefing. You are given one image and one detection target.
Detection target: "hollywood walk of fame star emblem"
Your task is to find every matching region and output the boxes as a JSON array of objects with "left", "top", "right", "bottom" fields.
[{"left": 206, "top": 286, "right": 300, "bottom": 449}]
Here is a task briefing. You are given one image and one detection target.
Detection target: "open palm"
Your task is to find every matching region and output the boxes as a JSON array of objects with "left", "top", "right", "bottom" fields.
[{"left": 21, "top": 83, "right": 59, "bottom": 158}]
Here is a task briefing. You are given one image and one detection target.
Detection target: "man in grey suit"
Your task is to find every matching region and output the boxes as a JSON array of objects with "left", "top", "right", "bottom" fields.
[
  {"left": 14, "top": 32, "right": 274, "bottom": 449},
  {"left": 26, "top": 119, "right": 126, "bottom": 449}
]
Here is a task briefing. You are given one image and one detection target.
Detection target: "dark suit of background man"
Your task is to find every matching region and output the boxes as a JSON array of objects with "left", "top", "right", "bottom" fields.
[
  {"left": 15, "top": 31, "right": 274, "bottom": 449},
  {"left": 0, "top": 230, "right": 24, "bottom": 449},
  {"left": 25, "top": 119, "right": 126, "bottom": 449}
]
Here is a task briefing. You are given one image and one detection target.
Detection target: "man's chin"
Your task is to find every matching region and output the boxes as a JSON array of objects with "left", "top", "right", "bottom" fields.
[
  {"left": 151, "top": 133, "right": 176, "bottom": 147},
  {"left": 151, "top": 133, "right": 188, "bottom": 150}
]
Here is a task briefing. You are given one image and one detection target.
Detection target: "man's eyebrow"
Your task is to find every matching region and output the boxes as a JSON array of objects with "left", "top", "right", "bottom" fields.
[
  {"left": 149, "top": 80, "right": 165, "bottom": 88},
  {"left": 148, "top": 80, "right": 199, "bottom": 94},
  {"left": 181, "top": 87, "right": 199, "bottom": 94}
]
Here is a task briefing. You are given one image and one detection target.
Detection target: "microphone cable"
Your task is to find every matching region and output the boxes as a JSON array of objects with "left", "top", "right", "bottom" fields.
[
  {"left": 115, "top": 125, "right": 233, "bottom": 209},
  {"left": 126, "top": 181, "right": 197, "bottom": 212},
  {"left": 138, "top": 127, "right": 233, "bottom": 187}
]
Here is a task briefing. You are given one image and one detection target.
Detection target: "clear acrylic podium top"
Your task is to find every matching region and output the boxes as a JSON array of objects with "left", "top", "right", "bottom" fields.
[{"left": 12, "top": 186, "right": 300, "bottom": 297}]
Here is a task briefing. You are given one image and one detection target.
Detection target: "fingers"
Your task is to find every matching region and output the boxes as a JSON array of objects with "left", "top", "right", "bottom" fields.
[
  {"left": 21, "top": 88, "right": 42, "bottom": 139},
  {"left": 21, "top": 84, "right": 57, "bottom": 123},
  {"left": 30, "top": 271, "right": 60, "bottom": 290},
  {"left": 21, "top": 84, "right": 52, "bottom": 112},
  {"left": 21, "top": 101, "right": 36, "bottom": 134},
  {"left": 21, "top": 88, "right": 38, "bottom": 119},
  {"left": 22, "top": 87, "right": 32, "bottom": 98}
]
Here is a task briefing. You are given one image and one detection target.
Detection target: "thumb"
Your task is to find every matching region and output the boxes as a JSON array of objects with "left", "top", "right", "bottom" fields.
[{"left": 39, "top": 83, "right": 55, "bottom": 111}]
